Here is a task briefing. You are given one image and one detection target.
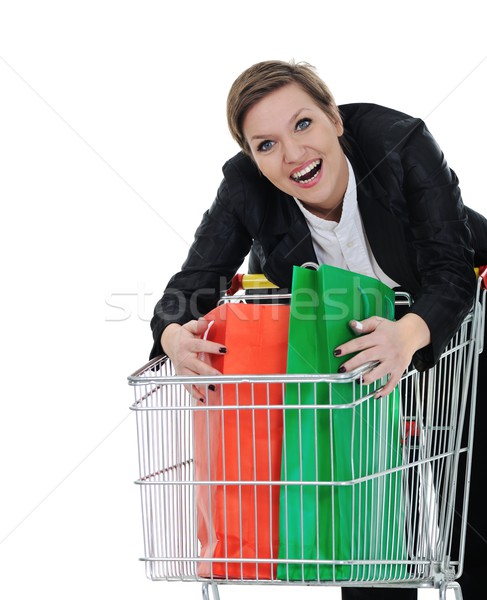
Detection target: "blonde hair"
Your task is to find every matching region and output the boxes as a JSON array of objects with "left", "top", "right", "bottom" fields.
[{"left": 227, "top": 60, "right": 341, "bottom": 155}]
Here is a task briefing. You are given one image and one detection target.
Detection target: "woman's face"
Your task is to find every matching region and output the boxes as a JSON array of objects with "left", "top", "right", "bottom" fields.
[{"left": 243, "top": 83, "right": 348, "bottom": 217}]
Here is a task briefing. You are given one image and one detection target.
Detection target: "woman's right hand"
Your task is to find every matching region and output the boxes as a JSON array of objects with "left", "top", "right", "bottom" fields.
[{"left": 161, "top": 319, "right": 227, "bottom": 400}]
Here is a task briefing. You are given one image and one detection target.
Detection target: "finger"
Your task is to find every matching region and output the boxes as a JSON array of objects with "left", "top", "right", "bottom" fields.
[
  {"left": 334, "top": 336, "right": 374, "bottom": 359},
  {"left": 179, "top": 369, "right": 207, "bottom": 402},
  {"left": 183, "top": 378, "right": 219, "bottom": 404},
  {"left": 192, "top": 378, "right": 223, "bottom": 402},
  {"left": 176, "top": 349, "right": 222, "bottom": 376},
  {"left": 195, "top": 385, "right": 210, "bottom": 402},
  {"left": 193, "top": 357, "right": 222, "bottom": 377},
  {"left": 191, "top": 374, "right": 224, "bottom": 403},
  {"left": 192, "top": 338, "right": 228, "bottom": 356},
  {"left": 335, "top": 323, "right": 388, "bottom": 357},
  {"left": 172, "top": 336, "right": 223, "bottom": 368},
  {"left": 346, "top": 357, "right": 388, "bottom": 383},
  {"left": 349, "top": 316, "right": 384, "bottom": 335},
  {"left": 362, "top": 365, "right": 402, "bottom": 398},
  {"left": 374, "top": 374, "right": 401, "bottom": 398},
  {"left": 360, "top": 362, "right": 390, "bottom": 386},
  {"left": 339, "top": 351, "right": 393, "bottom": 387},
  {"left": 188, "top": 384, "right": 208, "bottom": 403},
  {"left": 183, "top": 318, "right": 212, "bottom": 336},
  {"left": 335, "top": 339, "right": 380, "bottom": 365},
  {"left": 183, "top": 320, "right": 228, "bottom": 355},
  {"left": 349, "top": 319, "right": 365, "bottom": 335}
]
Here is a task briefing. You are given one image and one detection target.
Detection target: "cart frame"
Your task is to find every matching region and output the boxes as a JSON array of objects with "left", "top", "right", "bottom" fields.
[{"left": 128, "top": 282, "right": 485, "bottom": 600}]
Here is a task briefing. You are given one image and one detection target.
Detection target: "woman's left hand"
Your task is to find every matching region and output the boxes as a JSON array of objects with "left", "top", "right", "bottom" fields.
[{"left": 334, "top": 313, "right": 431, "bottom": 398}]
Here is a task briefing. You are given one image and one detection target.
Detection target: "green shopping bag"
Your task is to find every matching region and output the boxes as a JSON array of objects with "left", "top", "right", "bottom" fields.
[{"left": 277, "top": 264, "right": 408, "bottom": 582}]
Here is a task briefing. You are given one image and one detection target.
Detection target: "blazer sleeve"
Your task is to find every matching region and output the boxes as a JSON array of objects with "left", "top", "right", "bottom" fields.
[
  {"left": 391, "top": 119, "right": 477, "bottom": 370},
  {"left": 149, "top": 171, "right": 253, "bottom": 359}
]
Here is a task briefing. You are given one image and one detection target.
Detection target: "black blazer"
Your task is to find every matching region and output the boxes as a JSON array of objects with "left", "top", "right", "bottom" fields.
[{"left": 150, "top": 103, "right": 487, "bottom": 369}]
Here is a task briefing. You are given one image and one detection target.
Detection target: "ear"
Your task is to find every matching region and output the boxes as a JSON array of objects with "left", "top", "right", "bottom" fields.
[
  {"left": 333, "top": 112, "right": 344, "bottom": 137},
  {"left": 329, "top": 105, "right": 344, "bottom": 136}
]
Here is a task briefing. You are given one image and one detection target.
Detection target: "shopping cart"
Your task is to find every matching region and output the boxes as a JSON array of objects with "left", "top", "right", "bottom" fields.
[{"left": 128, "top": 271, "right": 486, "bottom": 600}]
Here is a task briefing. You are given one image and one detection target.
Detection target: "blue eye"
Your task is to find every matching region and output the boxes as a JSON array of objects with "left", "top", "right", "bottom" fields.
[
  {"left": 296, "top": 118, "right": 311, "bottom": 131},
  {"left": 257, "top": 140, "right": 274, "bottom": 152}
]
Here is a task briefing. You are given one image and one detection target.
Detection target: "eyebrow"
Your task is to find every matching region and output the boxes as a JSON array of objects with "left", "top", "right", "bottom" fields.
[{"left": 250, "top": 107, "right": 312, "bottom": 141}]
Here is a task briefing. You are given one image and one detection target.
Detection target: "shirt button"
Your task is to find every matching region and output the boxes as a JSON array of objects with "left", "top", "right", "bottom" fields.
[{"left": 347, "top": 241, "right": 355, "bottom": 248}]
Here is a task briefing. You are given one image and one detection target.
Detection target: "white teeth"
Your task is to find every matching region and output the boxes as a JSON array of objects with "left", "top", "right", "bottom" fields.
[
  {"left": 291, "top": 159, "right": 321, "bottom": 181},
  {"left": 300, "top": 170, "right": 319, "bottom": 183}
]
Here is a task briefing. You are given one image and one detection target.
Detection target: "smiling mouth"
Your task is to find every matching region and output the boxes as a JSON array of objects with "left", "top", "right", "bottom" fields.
[{"left": 290, "top": 159, "right": 322, "bottom": 183}]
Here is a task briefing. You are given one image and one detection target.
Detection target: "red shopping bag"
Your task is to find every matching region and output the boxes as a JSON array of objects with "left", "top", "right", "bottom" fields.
[{"left": 194, "top": 302, "right": 289, "bottom": 579}]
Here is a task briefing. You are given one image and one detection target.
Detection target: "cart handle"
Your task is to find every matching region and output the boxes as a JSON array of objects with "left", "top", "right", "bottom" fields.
[
  {"left": 227, "top": 273, "right": 278, "bottom": 295},
  {"left": 475, "top": 265, "right": 487, "bottom": 289},
  {"left": 229, "top": 267, "right": 487, "bottom": 295}
]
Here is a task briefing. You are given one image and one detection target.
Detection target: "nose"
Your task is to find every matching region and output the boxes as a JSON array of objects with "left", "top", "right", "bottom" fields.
[{"left": 282, "top": 137, "right": 305, "bottom": 164}]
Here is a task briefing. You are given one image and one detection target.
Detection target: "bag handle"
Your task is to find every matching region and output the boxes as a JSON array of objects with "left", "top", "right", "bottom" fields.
[
  {"left": 355, "top": 284, "right": 394, "bottom": 321},
  {"left": 358, "top": 286, "right": 371, "bottom": 320}
]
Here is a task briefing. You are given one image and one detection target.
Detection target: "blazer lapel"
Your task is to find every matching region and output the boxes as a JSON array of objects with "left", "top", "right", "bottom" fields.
[{"left": 347, "top": 147, "right": 420, "bottom": 294}]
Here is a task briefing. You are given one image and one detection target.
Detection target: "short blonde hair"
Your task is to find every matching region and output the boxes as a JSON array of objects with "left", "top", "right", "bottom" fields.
[{"left": 227, "top": 60, "right": 341, "bottom": 155}]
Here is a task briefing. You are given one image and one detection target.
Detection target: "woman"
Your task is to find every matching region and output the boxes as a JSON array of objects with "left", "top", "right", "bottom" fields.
[{"left": 150, "top": 60, "right": 487, "bottom": 599}]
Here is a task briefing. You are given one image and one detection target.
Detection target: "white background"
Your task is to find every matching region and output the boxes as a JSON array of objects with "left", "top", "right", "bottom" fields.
[{"left": 0, "top": 1, "right": 485, "bottom": 599}]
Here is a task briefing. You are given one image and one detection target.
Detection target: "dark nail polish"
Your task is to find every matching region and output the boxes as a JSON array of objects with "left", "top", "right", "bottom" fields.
[
  {"left": 199, "top": 398, "right": 205, "bottom": 403},
  {"left": 333, "top": 349, "right": 342, "bottom": 357},
  {"left": 338, "top": 366, "right": 346, "bottom": 373},
  {"left": 208, "top": 384, "right": 216, "bottom": 391},
  {"left": 219, "top": 347, "right": 227, "bottom": 354}
]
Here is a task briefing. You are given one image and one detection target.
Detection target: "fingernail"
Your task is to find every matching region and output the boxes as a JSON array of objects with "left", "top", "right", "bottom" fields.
[
  {"left": 352, "top": 320, "right": 364, "bottom": 331},
  {"left": 219, "top": 347, "right": 227, "bottom": 354},
  {"left": 333, "top": 349, "right": 342, "bottom": 357},
  {"left": 199, "top": 398, "right": 205, "bottom": 403},
  {"left": 208, "top": 384, "right": 216, "bottom": 391},
  {"left": 338, "top": 366, "right": 346, "bottom": 373}
]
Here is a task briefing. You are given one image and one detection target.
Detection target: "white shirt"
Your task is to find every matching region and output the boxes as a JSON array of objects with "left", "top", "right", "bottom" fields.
[{"left": 294, "top": 157, "right": 399, "bottom": 288}]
